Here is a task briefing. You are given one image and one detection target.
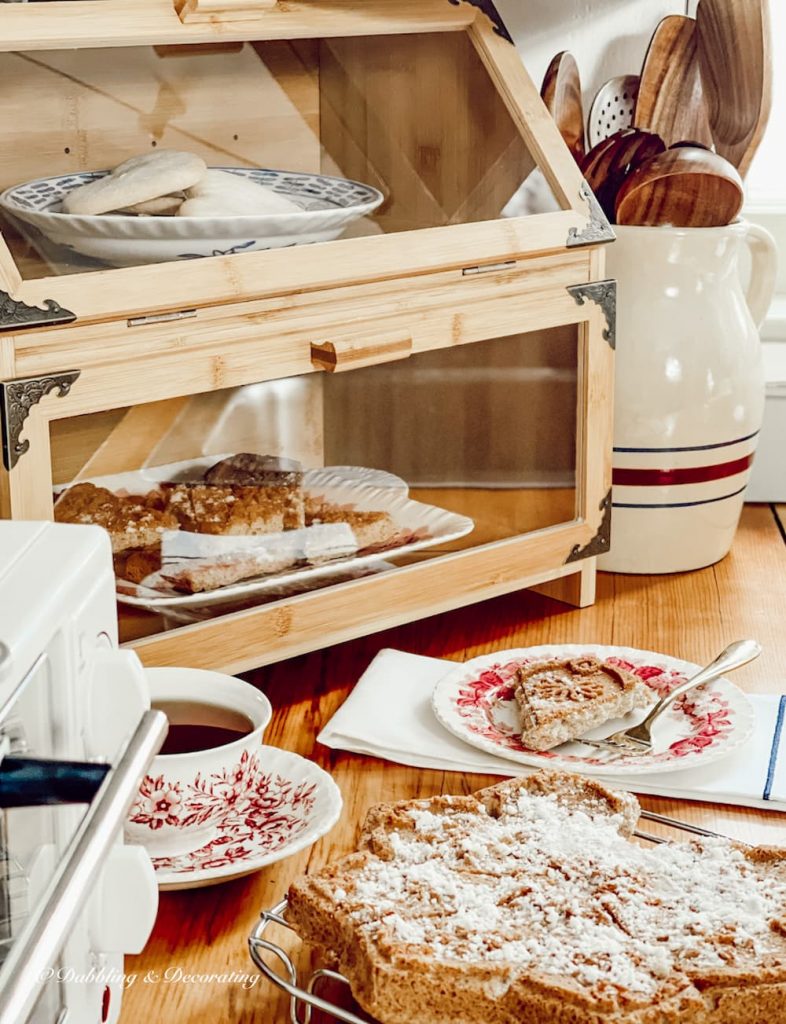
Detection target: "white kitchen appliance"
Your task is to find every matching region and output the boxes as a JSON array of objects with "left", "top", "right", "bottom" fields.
[{"left": 0, "top": 521, "right": 166, "bottom": 1024}]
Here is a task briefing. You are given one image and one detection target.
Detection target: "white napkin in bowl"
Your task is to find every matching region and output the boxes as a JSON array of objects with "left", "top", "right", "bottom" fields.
[{"left": 317, "top": 648, "right": 786, "bottom": 811}]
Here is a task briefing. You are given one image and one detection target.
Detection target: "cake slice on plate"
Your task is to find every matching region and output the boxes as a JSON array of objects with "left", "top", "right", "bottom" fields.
[{"left": 514, "top": 655, "right": 651, "bottom": 750}]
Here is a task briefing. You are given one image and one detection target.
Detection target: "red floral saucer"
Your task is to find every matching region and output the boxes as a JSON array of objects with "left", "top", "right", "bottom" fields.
[
  {"left": 152, "top": 747, "right": 342, "bottom": 891},
  {"left": 431, "top": 644, "right": 754, "bottom": 776}
]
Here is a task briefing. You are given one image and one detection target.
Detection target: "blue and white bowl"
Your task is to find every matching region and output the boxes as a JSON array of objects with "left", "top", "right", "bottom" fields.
[{"left": 0, "top": 167, "right": 385, "bottom": 269}]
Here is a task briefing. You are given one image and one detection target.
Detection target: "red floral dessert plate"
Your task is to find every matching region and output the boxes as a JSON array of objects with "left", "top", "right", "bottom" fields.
[
  {"left": 152, "top": 747, "right": 342, "bottom": 890},
  {"left": 431, "top": 644, "right": 754, "bottom": 776}
]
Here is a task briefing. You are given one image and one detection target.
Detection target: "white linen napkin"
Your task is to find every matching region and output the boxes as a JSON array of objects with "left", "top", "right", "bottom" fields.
[{"left": 318, "top": 648, "right": 786, "bottom": 811}]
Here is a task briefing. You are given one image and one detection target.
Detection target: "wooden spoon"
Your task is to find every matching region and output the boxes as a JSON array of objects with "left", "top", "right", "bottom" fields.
[
  {"left": 541, "top": 51, "right": 585, "bottom": 162},
  {"left": 615, "top": 147, "right": 744, "bottom": 228},
  {"left": 696, "top": 0, "right": 772, "bottom": 177},
  {"left": 582, "top": 130, "right": 666, "bottom": 221},
  {"left": 580, "top": 130, "right": 635, "bottom": 179},
  {"left": 634, "top": 15, "right": 713, "bottom": 149}
]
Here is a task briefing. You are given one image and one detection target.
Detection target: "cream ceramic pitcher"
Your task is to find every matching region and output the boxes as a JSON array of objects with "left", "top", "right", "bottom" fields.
[{"left": 600, "top": 222, "right": 778, "bottom": 573}]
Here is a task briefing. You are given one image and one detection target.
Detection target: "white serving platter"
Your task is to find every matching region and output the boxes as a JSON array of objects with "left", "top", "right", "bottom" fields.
[
  {"left": 0, "top": 167, "right": 384, "bottom": 268},
  {"left": 54, "top": 458, "right": 474, "bottom": 611}
]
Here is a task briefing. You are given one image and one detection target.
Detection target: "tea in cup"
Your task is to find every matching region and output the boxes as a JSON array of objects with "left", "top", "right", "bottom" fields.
[{"left": 126, "top": 668, "right": 272, "bottom": 858}]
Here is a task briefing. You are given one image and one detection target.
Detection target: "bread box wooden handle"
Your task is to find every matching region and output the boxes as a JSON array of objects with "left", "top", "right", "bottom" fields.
[
  {"left": 176, "top": 0, "right": 278, "bottom": 24},
  {"left": 310, "top": 332, "right": 413, "bottom": 373}
]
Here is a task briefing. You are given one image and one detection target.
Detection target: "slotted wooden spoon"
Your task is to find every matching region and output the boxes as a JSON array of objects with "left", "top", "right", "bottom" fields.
[
  {"left": 634, "top": 14, "right": 713, "bottom": 150},
  {"left": 587, "top": 75, "right": 640, "bottom": 147},
  {"left": 696, "top": 0, "right": 772, "bottom": 177},
  {"left": 541, "top": 51, "right": 585, "bottom": 162}
]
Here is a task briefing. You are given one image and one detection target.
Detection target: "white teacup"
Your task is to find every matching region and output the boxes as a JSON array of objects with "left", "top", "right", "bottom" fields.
[{"left": 126, "top": 668, "right": 272, "bottom": 858}]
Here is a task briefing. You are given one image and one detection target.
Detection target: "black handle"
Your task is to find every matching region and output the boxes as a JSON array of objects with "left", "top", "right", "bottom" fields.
[{"left": 0, "top": 757, "right": 111, "bottom": 808}]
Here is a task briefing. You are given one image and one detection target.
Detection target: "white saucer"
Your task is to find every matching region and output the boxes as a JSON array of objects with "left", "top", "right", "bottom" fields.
[{"left": 151, "top": 746, "right": 342, "bottom": 891}]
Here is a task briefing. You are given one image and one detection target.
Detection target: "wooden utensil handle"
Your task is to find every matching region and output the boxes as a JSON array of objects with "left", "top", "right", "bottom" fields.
[{"left": 311, "top": 332, "right": 413, "bottom": 373}]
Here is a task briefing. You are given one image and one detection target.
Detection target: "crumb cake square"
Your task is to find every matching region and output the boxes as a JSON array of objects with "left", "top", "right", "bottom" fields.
[
  {"left": 162, "top": 482, "right": 304, "bottom": 534},
  {"left": 54, "top": 482, "right": 178, "bottom": 554},
  {"left": 305, "top": 497, "right": 396, "bottom": 550},
  {"left": 54, "top": 455, "right": 409, "bottom": 593}
]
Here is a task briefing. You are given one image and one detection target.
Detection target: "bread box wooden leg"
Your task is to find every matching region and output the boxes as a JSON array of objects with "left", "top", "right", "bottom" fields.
[{"left": 529, "top": 559, "right": 597, "bottom": 608}]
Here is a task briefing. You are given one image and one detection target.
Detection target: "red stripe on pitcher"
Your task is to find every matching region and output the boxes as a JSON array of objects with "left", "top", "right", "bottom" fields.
[{"left": 612, "top": 454, "right": 754, "bottom": 488}]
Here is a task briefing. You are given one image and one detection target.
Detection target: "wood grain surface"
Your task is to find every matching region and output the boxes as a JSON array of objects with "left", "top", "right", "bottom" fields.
[
  {"left": 614, "top": 146, "right": 744, "bottom": 228},
  {"left": 123, "top": 503, "right": 786, "bottom": 1023},
  {"left": 696, "top": 0, "right": 772, "bottom": 177},
  {"left": 540, "top": 51, "right": 585, "bottom": 162},
  {"left": 634, "top": 14, "right": 713, "bottom": 150}
]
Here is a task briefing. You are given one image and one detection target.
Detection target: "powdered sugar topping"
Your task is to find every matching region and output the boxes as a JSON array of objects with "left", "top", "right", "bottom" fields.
[{"left": 337, "top": 791, "right": 786, "bottom": 1000}]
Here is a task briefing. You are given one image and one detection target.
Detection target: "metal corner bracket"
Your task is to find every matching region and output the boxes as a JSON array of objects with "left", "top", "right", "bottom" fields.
[
  {"left": 567, "top": 279, "right": 617, "bottom": 350},
  {"left": 567, "top": 182, "right": 616, "bottom": 248},
  {"left": 1, "top": 371, "right": 81, "bottom": 471},
  {"left": 565, "top": 490, "right": 612, "bottom": 564},
  {"left": 0, "top": 290, "right": 76, "bottom": 332},
  {"left": 447, "top": 0, "right": 514, "bottom": 42}
]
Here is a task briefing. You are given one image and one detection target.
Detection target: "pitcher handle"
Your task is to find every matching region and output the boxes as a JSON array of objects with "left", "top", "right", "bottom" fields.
[{"left": 742, "top": 222, "right": 779, "bottom": 330}]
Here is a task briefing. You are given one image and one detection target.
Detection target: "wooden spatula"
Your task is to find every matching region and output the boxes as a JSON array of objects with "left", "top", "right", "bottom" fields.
[
  {"left": 541, "top": 51, "right": 585, "bottom": 162},
  {"left": 634, "top": 15, "right": 713, "bottom": 150},
  {"left": 696, "top": 0, "right": 772, "bottom": 177}
]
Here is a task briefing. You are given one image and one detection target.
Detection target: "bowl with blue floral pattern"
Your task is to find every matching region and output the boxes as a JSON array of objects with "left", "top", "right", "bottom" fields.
[{"left": 0, "top": 167, "right": 384, "bottom": 268}]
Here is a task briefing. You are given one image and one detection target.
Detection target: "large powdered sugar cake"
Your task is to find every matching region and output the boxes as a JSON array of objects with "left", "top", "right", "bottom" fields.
[{"left": 288, "top": 771, "right": 786, "bottom": 1024}]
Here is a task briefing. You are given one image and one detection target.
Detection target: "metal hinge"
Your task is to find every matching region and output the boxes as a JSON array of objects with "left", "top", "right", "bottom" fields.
[
  {"left": 0, "top": 371, "right": 80, "bottom": 471},
  {"left": 566, "top": 182, "right": 616, "bottom": 248},
  {"left": 127, "top": 309, "right": 197, "bottom": 328},
  {"left": 447, "top": 0, "right": 514, "bottom": 43},
  {"left": 567, "top": 280, "right": 617, "bottom": 349},
  {"left": 462, "top": 260, "right": 516, "bottom": 277},
  {"left": 565, "top": 490, "right": 612, "bottom": 563},
  {"left": 0, "top": 291, "right": 76, "bottom": 332}
]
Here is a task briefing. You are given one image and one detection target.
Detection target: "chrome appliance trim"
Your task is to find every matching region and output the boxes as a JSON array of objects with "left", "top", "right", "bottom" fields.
[{"left": 0, "top": 710, "right": 167, "bottom": 1024}]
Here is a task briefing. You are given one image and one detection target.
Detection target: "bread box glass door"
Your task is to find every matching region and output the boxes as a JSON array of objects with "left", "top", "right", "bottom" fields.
[
  {"left": 0, "top": 27, "right": 583, "bottom": 289},
  {"left": 45, "top": 325, "right": 580, "bottom": 647}
]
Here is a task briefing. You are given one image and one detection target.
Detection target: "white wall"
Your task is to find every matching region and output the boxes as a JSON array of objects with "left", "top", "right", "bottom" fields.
[
  {"left": 496, "top": 0, "right": 686, "bottom": 111},
  {"left": 500, "top": 0, "right": 778, "bottom": 205},
  {"left": 739, "top": 5, "right": 785, "bottom": 205},
  {"left": 495, "top": 0, "right": 684, "bottom": 215}
]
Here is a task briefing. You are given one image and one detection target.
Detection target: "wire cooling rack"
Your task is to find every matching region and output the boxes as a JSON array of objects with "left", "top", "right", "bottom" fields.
[{"left": 248, "top": 899, "right": 370, "bottom": 1024}]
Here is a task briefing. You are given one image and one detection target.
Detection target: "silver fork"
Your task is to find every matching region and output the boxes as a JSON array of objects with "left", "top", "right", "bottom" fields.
[{"left": 576, "top": 639, "right": 761, "bottom": 758}]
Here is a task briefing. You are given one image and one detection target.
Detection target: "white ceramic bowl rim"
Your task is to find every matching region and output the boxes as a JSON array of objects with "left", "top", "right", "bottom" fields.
[
  {"left": 145, "top": 667, "right": 272, "bottom": 762},
  {"left": 0, "top": 167, "right": 384, "bottom": 224}
]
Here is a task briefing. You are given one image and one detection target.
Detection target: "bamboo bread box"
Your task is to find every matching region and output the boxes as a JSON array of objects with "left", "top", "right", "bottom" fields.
[{"left": 0, "top": 0, "right": 616, "bottom": 673}]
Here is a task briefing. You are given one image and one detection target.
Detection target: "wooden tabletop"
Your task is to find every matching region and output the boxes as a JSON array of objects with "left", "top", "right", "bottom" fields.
[{"left": 123, "top": 503, "right": 786, "bottom": 1023}]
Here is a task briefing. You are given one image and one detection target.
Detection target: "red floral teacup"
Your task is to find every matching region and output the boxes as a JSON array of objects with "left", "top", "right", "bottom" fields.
[{"left": 126, "top": 668, "right": 272, "bottom": 858}]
